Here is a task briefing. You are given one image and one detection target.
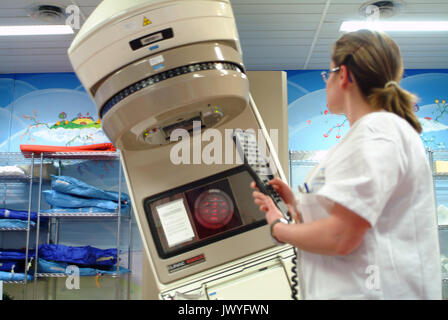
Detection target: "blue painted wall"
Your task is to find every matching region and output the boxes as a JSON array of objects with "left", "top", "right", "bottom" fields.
[
  {"left": 287, "top": 69, "right": 448, "bottom": 151},
  {"left": 3, "top": 70, "right": 447, "bottom": 153}
]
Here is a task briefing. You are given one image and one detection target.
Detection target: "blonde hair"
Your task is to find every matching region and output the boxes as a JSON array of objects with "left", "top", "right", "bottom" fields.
[{"left": 332, "top": 29, "right": 422, "bottom": 133}]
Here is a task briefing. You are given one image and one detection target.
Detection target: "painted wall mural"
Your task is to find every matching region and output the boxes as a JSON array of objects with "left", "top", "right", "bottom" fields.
[
  {"left": 287, "top": 69, "right": 448, "bottom": 151},
  {"left": 0, "top": 73, "right": 110, "bottom": 153}
]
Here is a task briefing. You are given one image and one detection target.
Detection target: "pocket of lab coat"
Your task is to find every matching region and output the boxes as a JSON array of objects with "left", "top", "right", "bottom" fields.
[{"left": 296, "top": 192, "right": 334, "bottom": 223}]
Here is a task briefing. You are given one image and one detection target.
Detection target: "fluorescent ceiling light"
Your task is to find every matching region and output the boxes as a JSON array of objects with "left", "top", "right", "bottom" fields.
[
  {"left": 0, "top": 25, "right": 74, "bottom": 36},
  {"left": 340, "top": 21, "right": 448, "bottom": 32}
]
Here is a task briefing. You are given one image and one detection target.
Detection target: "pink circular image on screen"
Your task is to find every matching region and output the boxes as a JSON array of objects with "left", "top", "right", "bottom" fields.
[{"left": 194, "top": 189, "right": 234, "bottom": 229}]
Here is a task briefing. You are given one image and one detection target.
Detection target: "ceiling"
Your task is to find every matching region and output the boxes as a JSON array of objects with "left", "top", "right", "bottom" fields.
[{"left": 0, "top": 0, "right": 447, "bottom": 74}]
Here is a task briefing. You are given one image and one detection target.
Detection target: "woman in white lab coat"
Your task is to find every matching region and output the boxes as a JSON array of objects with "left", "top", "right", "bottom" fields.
[{"left": 252, "top": 29, "right": 442, "bottom": 300}]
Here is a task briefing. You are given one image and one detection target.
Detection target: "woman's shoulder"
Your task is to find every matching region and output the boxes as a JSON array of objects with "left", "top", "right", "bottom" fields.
[
  {"left": 347, "top": 111, "right": 425, "bottom": 161},
  {"left": 356, "top": 111, "right": 416, "bottom": 137}
]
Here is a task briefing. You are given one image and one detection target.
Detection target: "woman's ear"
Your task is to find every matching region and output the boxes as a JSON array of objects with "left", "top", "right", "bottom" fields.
[{"left": 339, "top": 65, "right": 353, "bottom": 88}]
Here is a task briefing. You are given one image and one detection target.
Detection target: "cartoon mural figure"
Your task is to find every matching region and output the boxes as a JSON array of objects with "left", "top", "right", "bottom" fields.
[
  {"left": 420, "top": 99, "right": 448, "bottom": 149},
  {"left": 52, "top": 112, "right": 100, "bottom": 129},
  {"left": 319, "top": 106, "right": 348, "bottom": 139},
  {"left": 20, "top": 110, "right": 105, "bottom": 146},
  {"left": 0, "top": 74, "right": 111, "bottom": 152},
  {"left": 20, "top": 108, "right": 49, "bottom": 143}
]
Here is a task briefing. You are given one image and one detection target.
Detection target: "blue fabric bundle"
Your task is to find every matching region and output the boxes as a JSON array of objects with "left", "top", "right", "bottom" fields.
[
  {"left": 0, "top": 270, "right": 33, "bottom": 281},
  {"left": 0, "top": 208, "right": 48, "bottom": 224},
  {"left": 38, "top": 244, "right": 117, "bottom": 268},
  {"left": 0, "top": 249, "right": 35, "bottom": 261},
  {"left": 42, "top": 190, "right": 126, "bottom": 211},
  {"left": 0, "top": 249, "right": 34, "bottom": 274},
  {"left": 0, "top": 261, "right": 19, "bottom": 272},
  {"left": 0, "top": 260, "right": 28, "bottom": 273},
  {"left": 51, "top": 175, "right": 130, "bottom": 203},
  {"left": 0, "top": 208, "right": 39, "bottom": 222},
  {"left": 0, "top": 219, "right": 35, "bottom": 229},
  {"left": 42, "top": 175, "right": 130, "bottom": 213},
  {"left": 37, "top": 258, "right": 130, "bottom": 276},
  {"left": 40, "top": 207, "right": 117, "bottom": 214}
]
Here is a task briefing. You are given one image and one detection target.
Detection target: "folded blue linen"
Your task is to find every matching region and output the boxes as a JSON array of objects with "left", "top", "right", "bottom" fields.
[
  {"left": 38, "top": 244, "right": 117, "bottom": 268},
  {"left": 51, "top": 175, "right": 130, "bottom": 204},
  {"left": 0, "top": 271, "right": 33, "bottom": 281},
  {"left": 0, "top": 249, "right": 35, "bottom": 261},
  {"left": 0, "top": 208, "right": 38, "bottom": 222},
  {"left": 37, "top": 258, "right": 130, "bottom": 276},
  {"left": 43, "top": 190, "right": 129, "bottom": 211},
  {"left": 0, "top": 219, "right": 35, "bottom": 229}
]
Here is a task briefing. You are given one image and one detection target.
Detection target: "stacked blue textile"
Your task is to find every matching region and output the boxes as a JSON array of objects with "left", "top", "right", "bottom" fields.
[
  {"left": 37, "top": 259, "right": 130, "bottom": 276},
  {"left": 0, "top": 208, "right": 38, "bottom": 222},
  {"left": 0, "top": 271, "right": 33, "bottom": 281},
  {"left": 0, "top": 248, "right": 35, "bottom": 261},
  {"left": 38, "top": 244, "right": 117, "bottom": 267},
  {"left": 37, "top": 244, "right": 130, "bottom": 276},
  {"left": 0, "top": 208, "right": 49, "bottom": 228},
  {"left": 42, "top": 175, "right": 130, "bottom": 213},
  {"left": 0, "top": 248, "right": 35, "bottom": 279}
]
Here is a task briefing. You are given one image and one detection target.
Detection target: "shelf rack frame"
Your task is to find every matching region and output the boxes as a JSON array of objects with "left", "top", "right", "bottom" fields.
[{"left": 30, "top": 151, "right": 132, "bottom": 300}]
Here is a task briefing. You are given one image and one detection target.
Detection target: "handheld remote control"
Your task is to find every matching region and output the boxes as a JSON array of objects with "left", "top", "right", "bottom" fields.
[{"left": 232, "top": 129, "right": 291, "bottom": 222}]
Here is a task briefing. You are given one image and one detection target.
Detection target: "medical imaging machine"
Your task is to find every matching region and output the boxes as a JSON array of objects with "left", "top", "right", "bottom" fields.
[{"left": 68, "top": 0, "right": 299, "bottom": 300}]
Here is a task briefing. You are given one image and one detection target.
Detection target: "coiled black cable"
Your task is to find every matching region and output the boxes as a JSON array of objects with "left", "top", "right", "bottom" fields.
[
  {"left": 290, "top": 247, "right": 299, "bottom": 300},
  {"left": 284, "top": 209, "right": 299, "bottom": 300}
]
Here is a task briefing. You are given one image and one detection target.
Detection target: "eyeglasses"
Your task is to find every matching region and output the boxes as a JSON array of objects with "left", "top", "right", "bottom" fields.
[{"left": 321, "top": 66, "right": 340, "bottom": 83}]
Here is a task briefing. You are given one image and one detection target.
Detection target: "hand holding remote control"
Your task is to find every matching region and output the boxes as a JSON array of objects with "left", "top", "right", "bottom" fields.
[{"left": 232, "top": 129, "right": 292, "bottom": 222}]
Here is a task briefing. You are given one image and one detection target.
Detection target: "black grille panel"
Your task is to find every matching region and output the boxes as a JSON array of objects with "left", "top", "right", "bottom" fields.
[{"left": 100, "top": 61, "right": 243, "bottom": 119}]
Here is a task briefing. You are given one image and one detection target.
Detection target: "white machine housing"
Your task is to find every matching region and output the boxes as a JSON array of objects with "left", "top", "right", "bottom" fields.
[
  {"left": 69, "top": 0, "right": 250, "bottom": 151},
  {"left": 68, "top": 0, "right": 297, "bottom": 300},
  {"left": 69, "top": 0, "right": 242, "bottom": 95}
]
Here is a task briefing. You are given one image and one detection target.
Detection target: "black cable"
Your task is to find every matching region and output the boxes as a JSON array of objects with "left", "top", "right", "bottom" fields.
[
  {"left": 284, "top": 208, "right": 299, "bottom": 300},
  {"left": 290, "top": 247, "right": 298, "bottom": 300}
]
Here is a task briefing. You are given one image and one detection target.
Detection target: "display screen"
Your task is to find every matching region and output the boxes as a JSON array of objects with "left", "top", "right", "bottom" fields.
[
  {"left": 144, "top": 165, "right": 266, "bottom": 258},
  {"left": 162, "top": 115, "right": 202, "bottom": 138}
]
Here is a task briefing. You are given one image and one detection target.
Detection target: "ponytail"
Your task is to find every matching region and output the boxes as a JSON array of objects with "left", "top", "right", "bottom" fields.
[{"left": 368, "top": 83, "right": 422, "bottom": 133}]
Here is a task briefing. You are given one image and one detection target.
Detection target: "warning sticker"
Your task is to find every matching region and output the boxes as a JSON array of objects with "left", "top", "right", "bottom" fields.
[{"left": 143, "top": 17, "right": 151, "bottom": 26}]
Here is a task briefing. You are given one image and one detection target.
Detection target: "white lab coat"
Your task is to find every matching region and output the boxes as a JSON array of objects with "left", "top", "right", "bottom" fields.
[{"left": 296, "top": 111, "right": 442, "bottom": 300}]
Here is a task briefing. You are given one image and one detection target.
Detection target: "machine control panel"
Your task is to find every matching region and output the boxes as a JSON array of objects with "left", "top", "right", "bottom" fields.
[
  {"left": 160, "top": 247, "right": 297, "bottom": 300},
  {"left": 143, "top": 165, "right": 267, "bottom": 260}
]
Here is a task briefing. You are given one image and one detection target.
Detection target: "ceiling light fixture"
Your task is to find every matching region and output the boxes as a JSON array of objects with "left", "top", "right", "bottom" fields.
[
  {"left": 0, "top": 25, "right": 74, "bottom": 36},
  {"left": 340, "top": 20, "right": 448, "bottom": 32}
]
